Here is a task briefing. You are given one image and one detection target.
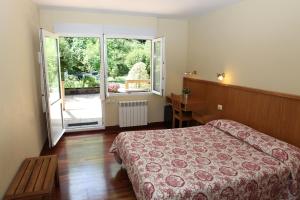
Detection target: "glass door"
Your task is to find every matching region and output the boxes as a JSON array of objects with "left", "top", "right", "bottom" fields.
[
  {"left": 58, "top": 36, "right": 104, "bottom": 131},
  {"left": 39, "top": 29, "right": 65, "bottom": 147}
]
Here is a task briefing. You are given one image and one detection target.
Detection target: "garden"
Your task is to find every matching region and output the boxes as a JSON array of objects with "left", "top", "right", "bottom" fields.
[{"left": 59, "top": 37, "right": 151, "bottom": 93}]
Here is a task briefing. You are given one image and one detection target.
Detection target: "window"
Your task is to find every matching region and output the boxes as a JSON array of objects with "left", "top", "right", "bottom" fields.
[
  {"left": 44, "top": 36, "right": 61, "bottom": 104},
  {"left": 106, "top": 38, "right": 151, "bottom": 93},
  {"left": 59, "top": 37, "right": 101, "bottom": 89},
  {"left": 152, "top": 38, "right": 164, "bottom": 96},
  {"left": 104, "top": 37, "right": 165, "bottom": 96}
]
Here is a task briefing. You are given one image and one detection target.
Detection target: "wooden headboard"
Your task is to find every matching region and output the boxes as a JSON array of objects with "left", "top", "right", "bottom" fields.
[{"left": 183, "top": 77, "right": 300, "bottom": 148}]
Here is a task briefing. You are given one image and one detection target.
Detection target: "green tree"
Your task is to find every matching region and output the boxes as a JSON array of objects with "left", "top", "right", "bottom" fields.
[
  {"left": 107, "top": 39, "right": 151, "bottom": 78},
  {"left": 107, "top": 38, "right": 131, "bottom": 78},
  {"left": 59, "top": 37, "right": 100, "bottom": 78},
  {"left": 125, "top": 41, "right": 151, "bottom": 74},
  {"left": 59, "top": 37, "right": 151, "bottom": 88}
]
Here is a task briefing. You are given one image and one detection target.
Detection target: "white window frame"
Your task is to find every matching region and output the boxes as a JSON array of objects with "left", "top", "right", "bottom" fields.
[
  {"left": 104, "top": 35, "right": 161, "bottom": 97},
  {"left": 57, "top": 34, "right": 166, "bottom": 98},
  {"left": 151, "top": 37, "right": 166, "bottom": 96}
]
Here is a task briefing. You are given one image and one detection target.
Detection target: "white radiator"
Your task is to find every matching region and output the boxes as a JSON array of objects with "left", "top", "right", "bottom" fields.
[{"left": 119, "top": 100, "right": 148, "bottom": 127}]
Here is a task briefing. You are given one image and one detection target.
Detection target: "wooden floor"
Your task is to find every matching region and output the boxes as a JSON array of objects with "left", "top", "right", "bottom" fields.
[{"left": 42, "top": 124, "right": 166, "bottom": 200}]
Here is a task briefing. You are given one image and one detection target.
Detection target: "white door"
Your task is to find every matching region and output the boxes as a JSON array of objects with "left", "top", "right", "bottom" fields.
[
  {"left": 100, "top": 35, "right": 107, "bottom": 127},
  {"left": 39, "top": 29, "right": 65, "bottom": 147}
]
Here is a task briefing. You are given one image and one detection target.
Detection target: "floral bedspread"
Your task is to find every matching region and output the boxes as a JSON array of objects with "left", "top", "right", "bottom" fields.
[
  {"left": 110, "top": 124, "right": 300, "bottom": 200},
  {"left": 208, "top": 119, "right": 300, "bottom": 197}
]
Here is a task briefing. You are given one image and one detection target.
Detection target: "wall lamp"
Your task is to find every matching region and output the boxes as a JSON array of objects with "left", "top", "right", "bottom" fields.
[{"left": 217, "top": 73, "right": 225, "bottom": 81}]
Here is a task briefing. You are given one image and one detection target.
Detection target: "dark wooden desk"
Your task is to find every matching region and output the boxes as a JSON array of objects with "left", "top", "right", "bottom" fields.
[
  {"left": 166, "top": 95, "right": 206, "bottom": 112},
  {"left": 166, "top": 95, "right": 220, "bottom": 124}
]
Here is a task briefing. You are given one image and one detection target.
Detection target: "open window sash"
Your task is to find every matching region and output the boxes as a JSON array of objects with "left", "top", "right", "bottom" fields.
[
  {"left": 99, "top": 35, "right": 108, "bottom": 127},
  {"left": 151, "top": 37, "right": 165, "bottom": 96},
  {"left": 39, "top": 28, "right": 65, "bottom": 147},
  {"left": 100, "top": 34, "right": 107, "bottom": 100}
]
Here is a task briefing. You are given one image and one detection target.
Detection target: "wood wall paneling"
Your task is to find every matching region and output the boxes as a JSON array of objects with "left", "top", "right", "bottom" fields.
[
  {"left": 183, "top": 77, "right": 300, "bottom": 148},
  {"left": 280, "top": 99, "right": 300, "bottom": 145}
]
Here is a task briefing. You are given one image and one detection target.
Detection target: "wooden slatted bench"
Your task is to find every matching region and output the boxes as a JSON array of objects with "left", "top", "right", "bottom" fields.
[{"left": 4, "top": 155, "right": 59, "bottom": 200}]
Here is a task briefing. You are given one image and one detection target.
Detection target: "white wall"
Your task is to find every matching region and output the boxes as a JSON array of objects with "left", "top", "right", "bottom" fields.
[
  {"left": 39, "top": 8, "right": 189, "bottom": 126},
  {"left": 158, "top": 19, "right": 188, "bottom": 96},
  {"left": 0, "top": 0, "right": 46, "bottom": 197},
  {"left": 188, "top": 0, "right": 300, "bottom": 95}
]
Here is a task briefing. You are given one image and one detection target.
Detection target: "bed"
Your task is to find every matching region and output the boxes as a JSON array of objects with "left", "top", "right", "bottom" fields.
[{"left": 110, "top": 120, "right": 300, "bottom": 200}]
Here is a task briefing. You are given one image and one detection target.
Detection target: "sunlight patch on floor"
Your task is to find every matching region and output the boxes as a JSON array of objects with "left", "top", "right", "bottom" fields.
[{"left": 63, "top": 94, "right": 102, "bottom": 128}]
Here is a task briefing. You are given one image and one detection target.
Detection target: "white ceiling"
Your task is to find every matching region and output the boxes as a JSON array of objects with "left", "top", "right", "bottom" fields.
[{"left": 33, "top": 0, "right": 240, "bottom": 17}]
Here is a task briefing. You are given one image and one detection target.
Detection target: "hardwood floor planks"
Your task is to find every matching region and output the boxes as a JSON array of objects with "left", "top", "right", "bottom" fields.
[{"left": 42, "top": 124, "right": 166, "bottom": 200}]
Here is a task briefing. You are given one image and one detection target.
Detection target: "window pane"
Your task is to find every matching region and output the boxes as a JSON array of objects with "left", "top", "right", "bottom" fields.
[
  {"left": 59, "top": 37, "right": 101, "bottom": 90},
  {"left": 44, "top": 37, "right": 60, "bottom": 104},
  {"left": 107, "top": 38, "right": 151, "bottom": 93},
  {"left": 154, "top": 41, "right": 161, "bottom": 56},
  {"left": 153, "top": 41, "right": 161, "bottom": 93}
]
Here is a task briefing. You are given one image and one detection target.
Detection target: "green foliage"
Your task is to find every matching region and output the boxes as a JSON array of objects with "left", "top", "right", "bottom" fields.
[
  {"left": 59, "top": 37, "right": 151, "bottom": 88},
  {"left": 107, "top": 39, "right": 151, "bottom": 78},
  {"left": 82, "top": 76, "right": 99, "bottom": 88},
  {"left": 44, "top": 38, "right": 59, "bottom": 93},
  {"left": 107, "top": 76, "right": 126, "bottom": 84},
  {"left": 59, "top": 37, "right": 100, "bottom": 79},
  {"left": 125, "top": 42, "right": 151, "bottom": 74},
  {"left": 64, "top": 75, "right": 82, "bottom": 88},
  {"left": 64, "top": 75, "right": 99, "bottom": 88}
]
